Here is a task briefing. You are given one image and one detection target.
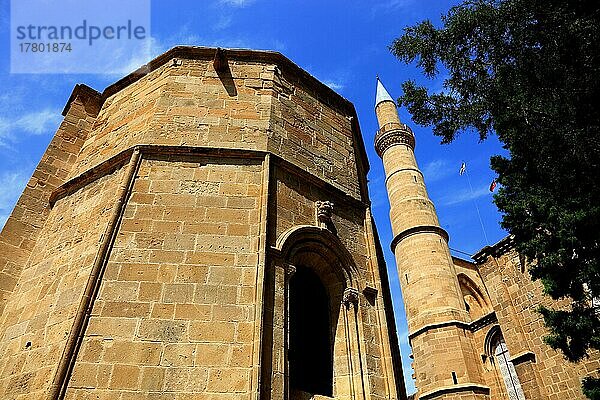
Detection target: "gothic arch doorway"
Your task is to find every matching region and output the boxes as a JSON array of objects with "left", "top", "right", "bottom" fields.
[
  {"left": 262, "top": 225, "right": 367, "bottom": 400},
  {"left": 289, "top": 266, "right": 334, "bottom": 396}
]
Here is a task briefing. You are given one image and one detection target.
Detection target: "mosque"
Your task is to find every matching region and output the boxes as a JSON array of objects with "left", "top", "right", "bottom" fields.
[{"left": 0, "top": 46, "right": 596, "bottom": 400}]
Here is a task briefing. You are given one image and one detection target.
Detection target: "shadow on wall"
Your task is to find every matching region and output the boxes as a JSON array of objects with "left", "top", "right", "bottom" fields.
[{"left": 214, "top": 48, "right": 237, "bottom": 97}]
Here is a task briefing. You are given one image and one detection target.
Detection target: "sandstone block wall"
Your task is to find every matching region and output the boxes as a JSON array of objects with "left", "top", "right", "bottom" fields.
[
  {"left": 70, "top": 60, "right": 271, "bottom": 178},
  {"left": 450, "top": 260, "right": 507, "bottom": 400},
  {"left": 0, "top": 167, "right": 124, "bottom": 398},
  {"left": 478, "top": 247, "right": 600, "bottom": 400},
  {"left": 0, "top": 47, "right": 404, "bottom": 400},
  {"left": 65, "top": 156, "right": 264, "bottom": 399},
  {"left": 70, "top": 53, "right": 365, "bottom": 201},
  {"left": 268, "top": 70, "right": 363, "bottom": 200},
  {"left": 269, "top": 165, "right": 403, "bottom": 399},
  {"left": 0, "top": 92, "right": 99, "bottom": 318}
]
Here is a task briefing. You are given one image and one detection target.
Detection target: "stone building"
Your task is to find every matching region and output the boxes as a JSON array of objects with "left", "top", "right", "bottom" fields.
[
  {"left": 374, "top": 79, "right": 600, "bottom": 400},
  {"left": 0, "top": 46, "right": 406, "bottom": 400},
  {"left": 0, "top": 45, "right": 597, "bottom": 400}
]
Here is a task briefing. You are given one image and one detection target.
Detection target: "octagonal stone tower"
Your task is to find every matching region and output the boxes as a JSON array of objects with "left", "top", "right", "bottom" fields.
[
  {"left": 0, "top": 47, "right": 406, "bottom": 400},
  {"left": 374, "top": 78, "right": 489, "bottom": 400}
]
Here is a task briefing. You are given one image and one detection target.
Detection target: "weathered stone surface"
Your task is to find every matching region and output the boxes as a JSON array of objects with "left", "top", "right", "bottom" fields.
[
  {"left": 0, "top": 47, "right": 405, "bottom": 400},
  {"left": 472, "top": 243, "right": 600, "bottom": 400},
  {"left": 376, "top": 78, "right": 600, "bottom": 400}
]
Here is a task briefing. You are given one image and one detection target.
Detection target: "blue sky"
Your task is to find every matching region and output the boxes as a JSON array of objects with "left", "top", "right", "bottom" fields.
[{"left": 0, "top": 0, "right": 508, "bottom": 394}]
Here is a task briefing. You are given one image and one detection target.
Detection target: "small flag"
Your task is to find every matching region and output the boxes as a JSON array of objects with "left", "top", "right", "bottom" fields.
[
  {"left": 459, "top": 162, "right": 466, "bottom": 176},
  {"left": 489, "top": 179, "right": 497, "bottom": 192}
]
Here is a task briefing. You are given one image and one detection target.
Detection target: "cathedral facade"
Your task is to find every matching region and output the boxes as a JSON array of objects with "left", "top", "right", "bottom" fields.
[{"left": 0, "top": 46, "right": 596, "bottom": 400}]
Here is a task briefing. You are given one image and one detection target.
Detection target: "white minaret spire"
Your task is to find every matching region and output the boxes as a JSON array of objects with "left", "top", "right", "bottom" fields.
[{"left": 375, "top": 76, "right": 394, "bottom": 108}]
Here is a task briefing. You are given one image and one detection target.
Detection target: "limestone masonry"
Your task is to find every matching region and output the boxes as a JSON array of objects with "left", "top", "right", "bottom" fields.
[
  {"left": 0, "top": 47, "right": 405, "bottom": 400},
  {"left": 0, "top": 46, "right": 596, "bottom": 400},
  {"left": 375, "top": 78, "right": 600, "bottom": 400}
]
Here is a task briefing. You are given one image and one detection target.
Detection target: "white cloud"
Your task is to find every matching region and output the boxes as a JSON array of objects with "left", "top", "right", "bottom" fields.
[
  {"left": 322, "top": 80, "right": 344, "bottom": 91},
  {"left": 113, "top": 36, "right": 164, "bottom": 75},
  {"left": 371, "top": 0, "right": 415, "bottom": 14},
  {"left": 440, "top": 185, "right": 490, "bottom": 206},
  {"left": 0, "top": 109, "right": 62, "bottom": 148},
  {"left": 220, "top": 0, "right": 255, "bottom": 6},
  {"left": 0, "top": 171, "right": 30, "bottom": 231},
  {"left": 422, "top": 159, "right": 453, "bottom": 183},
  {"left": 15, "top": 110, "right": 62, "bottom": 135},
  {"left": 213, "top": 15, "right": 233, "bottom": 30},
  {"left": 111, "top": 22, "right": 291, "bottom": 76},
  {"left": 308, "top": 68, "right": 350, "bottom": 94}
]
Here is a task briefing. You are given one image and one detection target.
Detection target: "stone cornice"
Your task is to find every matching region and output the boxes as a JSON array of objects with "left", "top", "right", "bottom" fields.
[
  {"left": 511, "top": 350, "right": 537, "bottom": 365},
  {"left": 419, "top": 383, "right": 490, "bottom": 400},
  {"left": 469, "top": 312, "right": 498, "bottom": 332},
  {"left": 390, "top": 225, "right": 449, "bottom": 253},
  {"left": 472, "top": 235, "right": 515, "bottom": 264},
  {"left": 408, "top": 320, "right": 471, "bottom": 341},
  {"left": 408, "top": 312, "right": 497, "bottom": 340},
  {"left": 49, "top": 145, "right": 369, "bottom": 210}
]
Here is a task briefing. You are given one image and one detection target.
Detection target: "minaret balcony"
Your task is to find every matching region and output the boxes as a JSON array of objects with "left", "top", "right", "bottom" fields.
[{"left": 374, "top": 122, "right": 415, "bottom": 156}]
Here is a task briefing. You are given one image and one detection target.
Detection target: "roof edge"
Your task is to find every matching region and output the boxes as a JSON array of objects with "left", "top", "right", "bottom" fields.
[
  {"left": 472, "top": 235, "right": 514, "bottom": 264},
  {"left": 62, "top": 84, "right": 102, "bottom": 117},
  {"left": 102, "top": 46, "right": 356, "bottom": 115}
]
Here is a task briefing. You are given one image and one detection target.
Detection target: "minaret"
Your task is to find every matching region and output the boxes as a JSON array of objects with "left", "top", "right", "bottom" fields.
[{"left": 374, "top": 78, "right": 488, "bottom": 399}]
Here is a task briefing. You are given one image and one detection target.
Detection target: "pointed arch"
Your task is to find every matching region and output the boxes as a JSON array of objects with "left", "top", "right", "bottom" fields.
[
  {"left": 275, "top": 225, "right": 363, "bottom": 288},
  {"left": 484, "top": 326, "right": 526, "bottom": 400},
  {"left": 457, "top": 273, "right": 491, "bottom": 320},
  {"left": 273, "top": 225, "right": 366, "bottom": 399}
]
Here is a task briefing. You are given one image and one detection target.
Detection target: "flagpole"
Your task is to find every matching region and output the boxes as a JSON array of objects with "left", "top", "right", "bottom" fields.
[{"left": 463, "top": 163, "right": 490, "bottom": 246}]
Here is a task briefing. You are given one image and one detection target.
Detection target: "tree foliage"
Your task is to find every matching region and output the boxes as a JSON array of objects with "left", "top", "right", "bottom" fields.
[{"left": 391, "top": 0, "right": 600, "bottom": 395}]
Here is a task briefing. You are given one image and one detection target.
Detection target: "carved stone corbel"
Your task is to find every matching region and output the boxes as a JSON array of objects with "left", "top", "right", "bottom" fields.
[
  {"left": 343, "top": 287, "right": 360, "bottom": 309},
  {"left": 284, "top": 263, "right": 296, "bottom": 282},
  {"left": 316, "top": 200, "right": 334, "bottom": 230}
]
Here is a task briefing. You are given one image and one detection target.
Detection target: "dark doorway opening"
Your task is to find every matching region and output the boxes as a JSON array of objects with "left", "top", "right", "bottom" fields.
[{"left": 289, "top": 266, "right": 333, "bottom": 396}]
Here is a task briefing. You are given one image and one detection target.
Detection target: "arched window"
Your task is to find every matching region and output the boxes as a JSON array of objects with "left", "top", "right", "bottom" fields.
[
  {"left": 289, "top": 266, "right": 333, "bottom": 397},
  {"left": 491, "top": 333, "right": 526, "bottom": 400},
  {"left": 458, "top": 274, "right": 490, "bottom": 320}
]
